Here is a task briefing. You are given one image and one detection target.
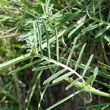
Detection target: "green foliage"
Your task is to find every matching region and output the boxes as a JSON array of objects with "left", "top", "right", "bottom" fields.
[{"left": 0, "top": 0, "right": 110, "bottom": 110}]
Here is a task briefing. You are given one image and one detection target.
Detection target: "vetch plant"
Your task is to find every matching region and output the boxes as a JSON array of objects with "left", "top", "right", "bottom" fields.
[
  {"left": 1, "top": 19, "right": 110, "bottom": 110},
  {"left": 0, "top": 0, "right": 110, "bottom": 110}
]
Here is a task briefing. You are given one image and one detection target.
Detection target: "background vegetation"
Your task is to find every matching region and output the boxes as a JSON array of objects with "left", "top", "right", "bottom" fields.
[{"left": 0, "top": 0, "right": 110, "bottom": 110}]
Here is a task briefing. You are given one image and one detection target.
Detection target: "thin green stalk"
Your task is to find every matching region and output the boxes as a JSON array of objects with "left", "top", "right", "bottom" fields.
[{"left": 65, "top": 78, "right": 110, "bottom": 97}]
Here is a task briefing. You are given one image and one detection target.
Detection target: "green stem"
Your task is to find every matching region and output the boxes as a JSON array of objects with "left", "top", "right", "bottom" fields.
[{"left": 65, "top": 78, "right": 110, "bottom": 97}]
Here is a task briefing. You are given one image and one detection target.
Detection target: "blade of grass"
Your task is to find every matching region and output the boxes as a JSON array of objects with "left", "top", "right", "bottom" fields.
[
  {"left": 87, "top": 103, "right": 110, "bottom": 109},
  {"left": 107, "top": 8, "right": 110, "bottom": 22},
  {"left": 1, "top": 27, "right": 17, "bottom": 36},
  {"left": 95, "top": 25, "right": 110, "bottom": 38},
  {"left": 36, "top": 21, "right": 43, "bottom": 55},
  {"left": 43, "top": 20, "right": 51, "bottom": 59},
  {"left": 38, "top": 83, "right": 49, "bottom": 110},
  {"left": 99, "top": 61, "right": 110, "bottom": 69},
  {"left": 19, "top": 8, "right": 38, "bottom": 19},
  {"left": 98, "top": 0, "right": 102, "bottom": 21},
  {"left": 82, "top": 54, "right": 94, "bottom": 77},
  {"left": 46, "top": 90, "right": 83, "bottom": 110},
  {"left": 95, "top": 80, "right": 110, "bottom": 88},
  {"left": 81, "top": 23, "right": 102, "bottom": 33},
  {"left": 68, "top": 20, "right": 87, "bottom": 38},
  {"left": 71, "top": 0, "right": 85, "bottom": 10},
  {"left": 75, "top": 43, "right": 86, "bottom": 71},
  {"left": 55, "top": 28, "right": 59, "bottom": 61},
  {"left": 46, "top": 0, "right": 50, "bottom": 15},
  {"left": 26, "top": 71, "right": 43, "bottom": 110},
  {"left": 66, "top": 37, "right": 77, "bottom": 65},
  {"left": 103, "top": 35, "right": 110, "bottom": 42},
  {"left": 1, "top": 88, "right": 19, "bottom": 103},
  {"left": 8, "top": 59, "right": 42, "bottom": 75},
  {"left": 33, "top": 21, "right": 38, "bottom": 53}
]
